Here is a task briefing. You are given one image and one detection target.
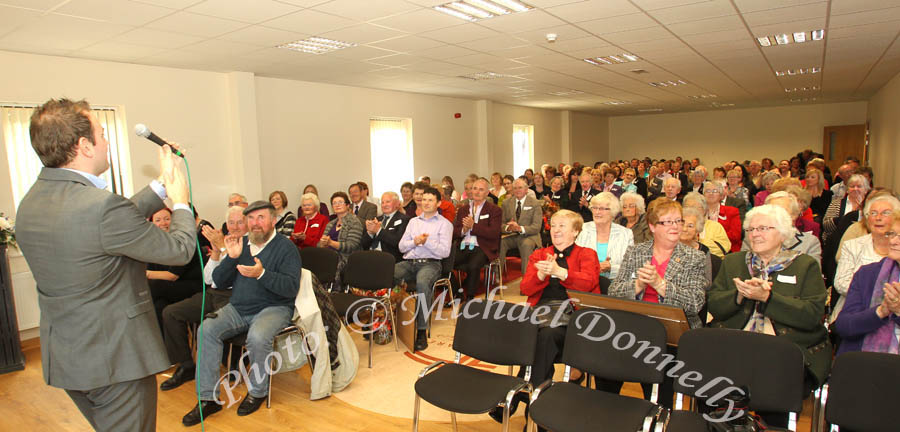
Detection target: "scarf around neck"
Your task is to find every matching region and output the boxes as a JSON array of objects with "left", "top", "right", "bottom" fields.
[
  {"left": 743, "top": 248, "right": 800, "bottom": 333},
  {"left": 862, "top": 258, "right": 900, "bottom": 354}
]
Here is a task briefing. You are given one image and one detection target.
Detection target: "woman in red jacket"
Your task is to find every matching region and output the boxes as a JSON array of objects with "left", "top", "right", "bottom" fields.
[
  {"left": 703, "top": 181, "right": 742, "bottom": 252},
  {"left": 489, "top": 209, "right": 600, "bottom": 424},
  {"left": 291, "top": 193, "right": 328, "bottom": 249}
]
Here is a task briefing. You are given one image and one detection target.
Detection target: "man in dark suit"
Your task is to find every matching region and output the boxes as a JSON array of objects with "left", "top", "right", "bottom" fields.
[
  {"left": 349, "top": 182, "right": 377, "bottom": 223},
  {"left": 567, "top": 170, "right": 601, "bottom": 222},
  {"left": 16, "top": 98, "right": 196, "bottom": 432},
  {"left": 360, "top": 191, "right": 410, "bottom": 262},
  {"left": 499, "top": 178, "right": 543, "bottom": 275},
  {"left": 453, "top": 178, "right": 502, "bottom": 300}
]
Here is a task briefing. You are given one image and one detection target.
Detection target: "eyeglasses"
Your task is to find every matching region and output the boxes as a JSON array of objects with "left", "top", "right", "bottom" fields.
[
  {"left": 886, "top": 231, "right": 899, "bottom": 240},
  {"left": 745, "top": 226, "right": 777, "bottom": 234},
  {"left": 589, "top": 206, "right": 611, "bottom": 212},
  {"left": 683, "top": 223, "right": 696, "bottom": 229},
  {"left": 656, "top": 219, "right": 684, "bottom": 226},
  {"left": 622, "top": 203, "right": 637, "bottom": 209},
  {"left": 868, "top": 210, "right": 894, "bottom": 218},
  {"left": 227, "top": 201, "right": 245, "bottom": 207}
]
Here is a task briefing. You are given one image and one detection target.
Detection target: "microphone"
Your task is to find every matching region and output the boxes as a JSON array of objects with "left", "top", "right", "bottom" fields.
[{"left": 134, "top": 124, "right": 183, "bottom": 157}]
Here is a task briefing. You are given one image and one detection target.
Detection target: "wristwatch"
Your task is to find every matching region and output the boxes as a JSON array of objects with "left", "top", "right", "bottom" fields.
[{"left": 219, "top": 247, "right": 226, "bottom": 254}]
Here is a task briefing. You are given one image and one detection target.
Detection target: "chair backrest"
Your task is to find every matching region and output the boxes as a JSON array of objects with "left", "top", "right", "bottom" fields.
[
  {"left": 440, "top": 245, "right": 456, "bottom": 277},
  {"left": 826, "top": 351, "right": 900, "bottom": 431},
  {"left": 343, "top": 250, "right": 395, "bottom": 291},
  {"left": 675, "top": 328, "right": 805, "bottom": 414},
  {"left": 452, "top": 300, "right": 538, "bottom": 366},
  {"left": 299, "top": 247, "right": 339, "bottom": 284},
  {"left": 563, "top": 308, "right": 667, "bottom": 384}
]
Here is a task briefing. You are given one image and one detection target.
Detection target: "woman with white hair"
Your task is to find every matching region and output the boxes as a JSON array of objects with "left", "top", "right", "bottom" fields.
[
  {"left": 754, "top": 171, "right": 781, "bottom": 207},
  {"left": 823, "top": 173, "right": 870, "bottom": 242},
  {"left": 682, "top": 192, "right": 732, "bottom": 257},
  {"left": 830, "top": 193, "right": 900, "bottom": 323},
  {"left": 703, "top": 181, "right": 742, "bottom": 253},
  {"left": 291, "top": 192, "right": 329, "bottom": 249},
  {"left": 576, "top": 192, "right": 634, "bottom": 281},
  {"left": 708, "top": 204, "right": 831, "bottom": 427},
  {"left": 617, "top": 192, "right": 651, "bottom": 244},
  {"left": 742, "top": 191, "right": 822, "bottom": 264}
]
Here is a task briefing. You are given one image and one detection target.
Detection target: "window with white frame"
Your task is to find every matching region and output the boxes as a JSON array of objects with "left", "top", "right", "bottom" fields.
[
  {"left": 370, "top": 118, "right": 414, "bottom": 198},
  {"left": 513, "top": 124, "right": 534, "bottom": 178},
  {"left": 1, "top": 104, "right": 132, "bottom": 210}
]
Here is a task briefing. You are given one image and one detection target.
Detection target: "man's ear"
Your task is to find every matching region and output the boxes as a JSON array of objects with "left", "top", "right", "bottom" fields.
[{"left": 76, "top": 136, "right": 94, "bottom": 158}]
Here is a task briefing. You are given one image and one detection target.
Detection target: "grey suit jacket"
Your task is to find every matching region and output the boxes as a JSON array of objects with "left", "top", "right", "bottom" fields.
[
  {"left": 353, "top": 200, "right": 377, "bottom": 225},
  {"left": 501, "top": 195, "right": 543, "bottom": 241},
  {"left": 16, "top": 168, "right": 196, "bottom": 390},
  {"left": 609, "top": 241, "right": 709, "bottom": 328}
]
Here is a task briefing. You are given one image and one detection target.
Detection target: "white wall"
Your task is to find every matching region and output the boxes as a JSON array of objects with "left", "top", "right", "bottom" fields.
[
  {"left": 570, "top": 111, "right": 609, "bottom": 165},
  {"left": 489, "top": 102, "right": 563, "bottom": 178},
  {"left": 867, "top": 71, "right": 900, "bottom": 191},
  {"left": 608, "top": 102, "right": 868, "bottom": 168},
  {"left": 254, "top": 76, "right": 479, "bottom": 205}
]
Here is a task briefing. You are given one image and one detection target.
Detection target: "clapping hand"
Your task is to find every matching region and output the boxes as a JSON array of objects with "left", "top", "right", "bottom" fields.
[
  {"left": 202, "top": 225, "right": 225, "bottom": 250},
  {"left": 365, "top": 218, "right": 380, "bottom": 235},
  {"left": 292, "top": 231, "right": 306, "bottom": 241},
  {"left": 414, "top": 233, "right": 429, "bottom": 246},
  {"left": 579, "top": 194, "right": 588, "bottom": 208},
  {"left": 734, "top": 277, "right": 771, "bottom": 303},
  {"left": 878, "top": 282, "right": 900, "bottom": 317},
  {"left": 506, "top": 220, "right": 521, "bottom": 233},
  {"left": 462, "top": 215, "right": 475, "bottom": 231},
  {"left": 635, "top": 261, "right": 665, "bottom": 296},
  {"left": 598, "top": 257, "right": 611, "bottom": 273},
  {"left": 224, "top": 234, "right": 243, "bottom": 259},
  {"left": 237, "top": 257, "right": 264, "bottom": 279}
]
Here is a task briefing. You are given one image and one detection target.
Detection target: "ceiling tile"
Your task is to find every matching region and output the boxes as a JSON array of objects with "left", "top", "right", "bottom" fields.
[
  {"left": 830, "top": 7, "right": 900, "bottom": 29},
  {"left": 831, "top": 0, "right": 900, "bottom": 15},
  {"left": 732, "top": 0, "right": 824, "bottom": 14},
  {"left": 602, "top": 26, "right": 671, "bottom": 44},
  {"left": 130, "top": 0, "right": 206, "bottom": 8},
  {"left": 458, "top": 34, "right": 531, "bottom": 51},
  {"left": 0, "top": 5, "right": 42, "bottom": 36},
  {"left": 369, "top": 7, "right": 461, "bottom": 33},
  {"left": 263, "top": 9, "right": 357, "bottom": 34},
  {"left": 630, "top": 0, "right": 711, "bottom": 11},
  {"left": 180, "top": 38, "right": 262, "bottom": 55},
  {"left": 54, "top": 0, "right": 176, "bottom": 26},
  {"left": 742, "top": 3, "right": 827, "bottom": 27},
  {"left": 146, "top": 11, "right": 247, "bottom": 38},
  {"left": 216, "top": 25, "right": 307, "bottom": 47},
  {"left": 478, "top": 10, "right": 568, "bottom": 33},
  {"left": 114, "top": 27, "right": 205, "bottom": 49},
  {"left": 748, "top": 18, "right": 826, "bottom": 37},
  {"left": 0, "top": 14, "right": 133, "bottom": 52},
  {"left": 665, "top": 15, "right": 744, "bottom": 36},
  {"left": 447, "top": 52, "right": 504, "bottom": 66},
  {"left": 187, "top": 0, "right": 301, "bottom": 24},
  {"left": 647, "top": 0, "right": 736, "bottom": 24},
  {"left": 311, "top": 0, "right": 419, "bottom": 22},
  {"left": 73, "top": 41, "right": 169, "bottom": 62},
  {"left": 326, "top": 44, "right": 400, "bottom": 60},
  {"left": 366, "top": 53, "right": 417, "bottom": 67},
  {"left": 578, "top": 13, "right": 659, "bottom": 35},
  {"left": 418, "top": 23, "right": 500, "bottom": 44},
  {"left": 513, "top": 24, "right": 592, "bottom": 44},
  {"left": 320, "top": 23, "right": 407, "bottom": 45},
  {"left": 543, "top": 36, "right": 611, "bottom": 53},
  {"left": 367, "top": 35, "right": 444, "bottom": 52},
  {"left": 545, "top": 0, "right": 641, "bottom": 23},
  {"left": 409, "top": 44, "right": 481, "bottom": 59}
]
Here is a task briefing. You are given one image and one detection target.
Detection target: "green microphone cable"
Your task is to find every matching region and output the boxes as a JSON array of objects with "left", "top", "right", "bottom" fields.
[{"left": 182, "top": 157, "right": 208, "bottom": 431}]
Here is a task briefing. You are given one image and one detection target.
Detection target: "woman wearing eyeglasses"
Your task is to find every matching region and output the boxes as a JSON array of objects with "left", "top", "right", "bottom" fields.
[
  {"left": 575, "top": 192, "right": 634, "bottom": 282},
  {"left": 830, "top": 194, "right": 900, "bottom": 324},
  {"left": 833, "top": 211, "right": 900, "bottom": 355},
  {"left": 607, "top": 198, "right": 707, "bottom": 408},
  {"left": 708, "top": 204, "right": 831, "bottom": 427}
]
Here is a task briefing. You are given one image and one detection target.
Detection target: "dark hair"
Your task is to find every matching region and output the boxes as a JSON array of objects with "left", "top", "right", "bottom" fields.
[
  {"left": 29, "top": 98, "right": 94, "bottom": 168},
  {"left": 413, "top": 181, "right": 429, "bottom": 191},
  {"left": 858, "top": 166, "right": 874, "bottom": 183},
  {"left": 348, "top": 183, "right": 361, "bottom": 193},
  {"left": 401, "top": 181, "right": 414, "bottom": 192},
  {"left": 422, "top": 186, "right": 441, "bottom": 201},
  {"left": 331, "top": 191, "right": 350, "bottom": 206},
  {"left": 149, "top": 207, "right": 172, "bottom": 222},
  {"left": 357, "top": 181, "right": 369, "bottom": 192}
]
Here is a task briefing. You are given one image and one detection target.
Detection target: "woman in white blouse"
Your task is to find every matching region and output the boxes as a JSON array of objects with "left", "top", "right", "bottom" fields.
[
  {"left": 575, "top": 192, "right": 635, "bottom": 280},
  {"left": 830, "top": 194, "right": 900, "bottom": 323}
]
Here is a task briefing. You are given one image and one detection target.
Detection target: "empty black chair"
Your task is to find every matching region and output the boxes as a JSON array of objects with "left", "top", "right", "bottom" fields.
[
  {"left": 413, "top": 300, "right": 538, "bottom": 432},
  {"left": 299, "top": 247, "right": 339, "bottom": 287},
  {"left": 528, "top": 308, "right": 668, "bottom": 432},
  {"left": 822, "top": 351, "right": 900, "bottom": 432},
  {"left": 667, "top": 328, "right": 806, "bottom": 432},
  {"left": 329, "top": 250, "right": 397, "bottom": 367}
]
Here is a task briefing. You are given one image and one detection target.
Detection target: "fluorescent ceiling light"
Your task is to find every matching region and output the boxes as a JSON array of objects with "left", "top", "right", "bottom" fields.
[
  {"left": 649, "top": 80, "right": 686, "bottom": 87},
  {"left": 548, "top": 89, "right": 584, "bottom": 96},
  {"left": 622, "top": 53, "right": 639, "bottom": 62},
  {"left": 465, "top": 0, "right": 510, "bottom": 15},
  {"left": 793, "top": 32, "right": 806, "bottom": 43},
  {"left": 584, "top": 53, "right": 639, "bottom": 66},
  {"left": 774, "top": 34, "right": 791, "bottom": 45},
  {"left": 774, "top": 67, "right": 822, "bottom": 76},
  {"left": 688, "top": 94, "right": 717, "bottom": 99},
  {"left": 608, "top": 55, "right": 625, "bottom": 63},
  {"left": 434, "top": 5, "right": 476, "bottom": 21},
  {"left": 604, "top": 101, "right": 631, "bottom": 105},
  {"left": 449, "top": 2, "right": 493, "bottom": 18},
  {"left": 757, "top": 37, "right": 772, "bottom": 47},
  {"left": 491, "top": 0, "right": 531, "bottom": 13},
  {"left": 639, "top": 108, "right": 663, "bottom": 112},
  {"left": 811, "top": 29, "right": 825, "bottom": 40},
  {"left": 759, "top": 29, "right": 824, "bottom": 46},
  {"left": 458, "top": 71, "right": 508, "bottom": 80},
  {"left": 277, "top": 36, "right": 357, "bottom": 54}
]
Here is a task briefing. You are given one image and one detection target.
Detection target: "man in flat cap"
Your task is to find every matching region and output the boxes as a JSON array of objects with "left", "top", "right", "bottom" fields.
[{"left": 182, "top": 200, "right": 302, "bottom": 425}]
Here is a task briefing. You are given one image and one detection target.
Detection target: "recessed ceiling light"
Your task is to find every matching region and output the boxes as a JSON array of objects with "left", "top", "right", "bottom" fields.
[
  {"left": 711, "top": 102, "right": 734, "bottom": 108},
  {"left": 758, "top": 29, "right": 824, "bottom": 46},
  {"left": 775, "top": 67, "right": 822, "bottom": 76},
  {"left": 604, "top": 101, "right": 631, "bottom": 105},
  {"left": 434, "top": 0, "right": 532, "bottom": 21},
  {"left": 649, "top": 80, "right": 687, "bottom": 87},
  {"left": 639, "top": 108, "right": 663, "bottom": 112},
  {"left": 277, "top": 36, "right": 357, "bottom": 54},
  {"left": 790, "top": 97, "right": 818, "bottom": 102},
  {"left": 458, "top": 71, "right": 508, "bottom": 80},
  {"left": 688, "top": 94, "right": 717, "bottom": 99},
  {"left": 548, "top": 89, "right": 584, "bottom": 96},
  {"left": 583, "top": 53, "right": 639, "bottom": 66},
  {"left": 784, "top": 86, "right": 820, "bottom": 93}
]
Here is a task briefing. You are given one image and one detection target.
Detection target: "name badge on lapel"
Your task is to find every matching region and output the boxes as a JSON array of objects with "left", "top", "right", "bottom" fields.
[
  {"left": 523, "top": 206, "right": 532, "bottom": 211},
  {"left": 776, "top": 274, "right": 797, "bottom": 284},
  {"left": 393, "top": 220, "right": 403, "bottom": 226},
  {"left": 480, "top": 214, "right": 490, "bottom": 220},
  {"left": 310, "top": 223, "right": 320, "bottom": 228}
]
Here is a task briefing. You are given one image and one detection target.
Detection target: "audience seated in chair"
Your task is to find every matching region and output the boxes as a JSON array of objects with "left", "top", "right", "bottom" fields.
[
  {"left": 499, "top": 178, "right": 544, "bottom": 276},
  {"left": 319, "top": 192, "right": 363, "bottom": 288},
  {"left": 147, "top": 207, "right": 204, "bottom": 335},
  {"left": 452, "top": 177, "right": 502, "bottom": 301},
  {"left": 575, "top": 192, "right": 634, "bottom": 280},
  {"left": 360, "top": 191, "right": 410, "bottom": 262},
  {"left": 291, "top": 192, "right": 329, "bottom": 250},
  {"left": 269, "top": 190, "right": 295, "bottom": 238},
  {"left": 348, "top": 182, "right": 377, "bottom": 224}
]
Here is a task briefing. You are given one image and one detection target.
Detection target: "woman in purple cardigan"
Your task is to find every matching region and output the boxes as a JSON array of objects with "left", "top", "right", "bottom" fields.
[{"left": 834, "top": 211, "right": 900, "bottom": 355}]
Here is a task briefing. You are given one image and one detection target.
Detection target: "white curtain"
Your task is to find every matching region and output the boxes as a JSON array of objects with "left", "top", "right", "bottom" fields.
[
  {"left": 2, "top": 105, "right": 129, "bottom": 211},
  {"left": 370, "top": 118, "right": 414, "bottom": 198},
  {"left": 513, "top": 124, "right": 534, "bottom": 178}
]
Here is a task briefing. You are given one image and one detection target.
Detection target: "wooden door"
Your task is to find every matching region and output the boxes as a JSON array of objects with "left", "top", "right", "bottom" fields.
[{"left": 823, "top": 124, "right": 866, "bottom": 176}]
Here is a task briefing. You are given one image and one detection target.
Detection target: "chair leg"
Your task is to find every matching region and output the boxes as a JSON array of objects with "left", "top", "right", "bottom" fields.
[
  {"left": 368, "top": 303, "right": 376, "bottom": 368},
  {"left": 412, "top": 394, "right": 421, "bottom": 432},
  {"left": 267, "top": 355, "right": 273, "bottom": 409},
  {"left": 496, "top": 260, "right": 503, "bottom": 299},
  {"left": 386, "top": 297, "right": 399, "bottom": 352},
  {"left": 450, "top": 412, "right": 458, "bottom": 432},
  {"left": 788, "top": 412, "right": 797, "bottom": 431},
  {"left": 501, "top": 404, "right": 511, "bottom": 432}
]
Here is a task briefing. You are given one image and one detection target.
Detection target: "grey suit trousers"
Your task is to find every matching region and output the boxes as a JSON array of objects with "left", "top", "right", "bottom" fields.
[{"left": 65, "top": 375, "right": 157, "bottom": 432}]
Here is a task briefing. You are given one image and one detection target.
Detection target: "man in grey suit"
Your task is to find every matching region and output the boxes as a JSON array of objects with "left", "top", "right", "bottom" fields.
[
  {"left": 499, "top": 178, "right": 544, "bottom": 275},
  {"left": 349, "top": 182, "right": 377, "bottom": 223},
  {"left": 16, "top": 98, "right": 196, "bottom": 432}
]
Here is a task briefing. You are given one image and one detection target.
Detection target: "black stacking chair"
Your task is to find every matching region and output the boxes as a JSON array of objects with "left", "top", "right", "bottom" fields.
[
  {"left": 299, "top": 247, "right": 338, "bottom": 289},
  {"left": 329, "top": 250, "right": 397, "bottom": 368},
  {"left": 667, "top": 328, "right": 806, "bottom": 432},
  {"left": 821, "top": 351, "right": 900, "bottom": 432},
  {"left": 413, "top": 300, "right": 538, "bottom": 432},
  {"left": 527, "top": 309, "right": 668, "bottom": 432}
]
